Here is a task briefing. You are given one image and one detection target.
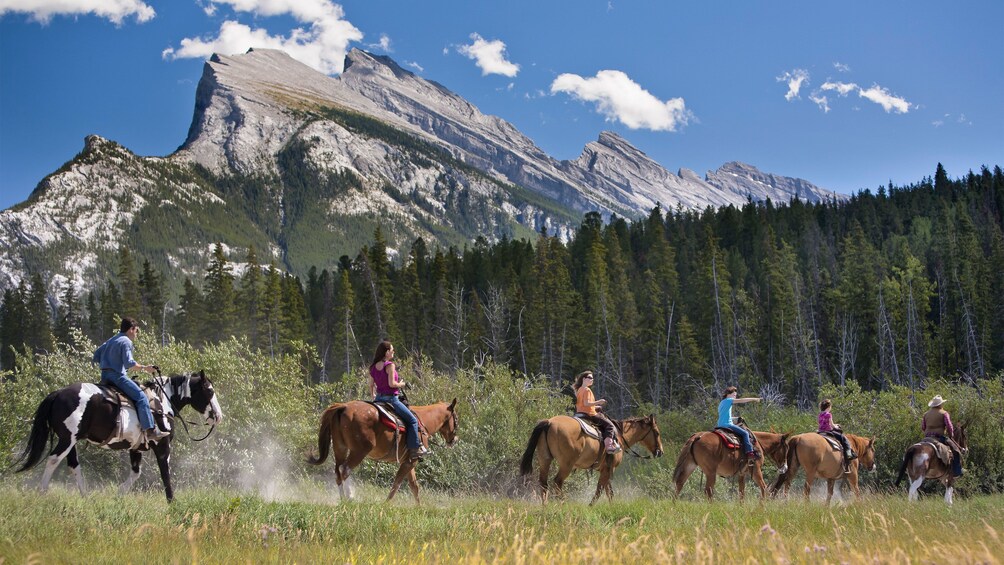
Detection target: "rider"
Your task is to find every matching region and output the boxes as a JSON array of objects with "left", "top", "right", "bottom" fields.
[
  {"left": 922, "top": 394, "right": 963, "bottom": 477},
  {"left": 717, "top": 386, "right": 761, "bottom": 464},
  {"left": 817, "top": 399, "right": 857, "bottom": 473},
  {"left": 92, "top": 317, "right": 169, "bottom": 444},
  {"left": 572, "top": 370, "right": 620, "bottom": 454},
  {"left": 369, "top": 340, "right": 428, "bottom": 462}
]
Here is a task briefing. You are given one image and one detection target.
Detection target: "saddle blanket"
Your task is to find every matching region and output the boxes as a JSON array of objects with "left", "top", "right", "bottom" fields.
[
  {"left": 712, "top": 427, "right": 742, "bottom": 449},
  {"left": 371, "top": 402, "right": 406, "bottom": 432},
  {"left": 816, "top": 431, "right": 843, "bottom": 451},
  {"left": 919, "top": 437, "right": 953, "bottom": 466},
  {"left": 572, "top": 415, "right": 601, "bottom": 440}
]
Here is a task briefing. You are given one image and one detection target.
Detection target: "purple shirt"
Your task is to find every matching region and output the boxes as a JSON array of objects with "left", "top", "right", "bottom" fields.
[
  {"left": 818, "top": 411, "right": 834, "bottom": 432},
  {"left": 370, "top": 362, "right": 399, "bottom": 396}
]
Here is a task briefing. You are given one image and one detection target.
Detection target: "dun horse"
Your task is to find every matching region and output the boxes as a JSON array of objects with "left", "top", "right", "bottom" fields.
[
  {"left": 771, "top": 433, "right": 876, "bottom": 504},
  {"left": 671, "top": 430, "right": 790, "bottom": 500},
  {"left": 14, "top": 371, "right": 223, "bottom": 502},
  {"left": 519, "top": 415, "right": 663, "bottom": 505},
  {"left": 895, "top": 423, "right": 967, "bottom": 504},
  {"left": 308, "top": 399, "right": 458, "bottom": 503}
]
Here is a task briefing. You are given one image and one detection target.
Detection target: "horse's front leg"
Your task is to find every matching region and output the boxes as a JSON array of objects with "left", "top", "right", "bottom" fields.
[
  {"left": 589, "top": 466, "right": 612, "bottom": 506},
  {"left": 153, "top": 440, "right": 174, "bottom": 502},
  {"left": 406, "top": 468, "right": 421, "bottom": 504},
  {"left": 67, "top": 446, "right": 86, "bottom": 495},
  {"left": 737, "top": 474, "right": 746, "bottom": 502},
  {"left": 387, "top": 461, "right": 416, "bottom": 503},
  {"left": 119, "top": 451, "right": 143, "bottom": 494},
  {"left": 944, "top": 478, "right": 954, "bottom": 505}
]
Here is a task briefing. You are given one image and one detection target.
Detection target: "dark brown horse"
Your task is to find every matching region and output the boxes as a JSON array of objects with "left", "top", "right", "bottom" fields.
[
  {"left": 307, "top": 399, "right": 458, "bottom": 503},
  {"left": 895, "top": 424, "right": 968, "bottom": 504},
  {"left": 671, "top": 429, "right": 790, "bottom": 500},
  {"left": 771, "top": 433, "right": 876, "bottom": 504},
  {"left": 519, "top": 415, "right": 664, "bottom": 504}
]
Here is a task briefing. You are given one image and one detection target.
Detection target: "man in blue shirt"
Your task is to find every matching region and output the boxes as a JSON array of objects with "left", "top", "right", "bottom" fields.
[
  {"left": 717, "top": 386, "right": 761, "bottom": 463},
  {"left": 93, "top": 317, "right": 169, "bottom": 443}
]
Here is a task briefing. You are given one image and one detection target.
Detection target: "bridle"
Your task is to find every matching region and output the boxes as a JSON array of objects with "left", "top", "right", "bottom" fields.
[
  {"left": 615, "top": 418, "right": 658, "bottom": 459},
  {"left": 151, "top": 369, "right": 218, "bottom": 442}
]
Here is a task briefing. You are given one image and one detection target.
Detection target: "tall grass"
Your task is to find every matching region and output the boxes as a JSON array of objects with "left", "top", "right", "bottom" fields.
[{"left": 1, "top": 486, "right": 1001, "bottom": 563}]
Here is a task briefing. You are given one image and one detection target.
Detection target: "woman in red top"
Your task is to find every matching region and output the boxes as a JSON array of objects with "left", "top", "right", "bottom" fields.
[
  {"left": 369, "top": 340, "right": 428, "bottom": 462},
  {"left": 573, "top": 370, "right": 620, "bottom": 454}
]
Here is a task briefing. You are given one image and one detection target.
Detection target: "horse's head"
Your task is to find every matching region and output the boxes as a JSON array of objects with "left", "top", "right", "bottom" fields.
[
  {"left": 857, "top": 436, "right": 877, "bottom": 471},
  {"left": 438, "top": 398, "right": 459, "bottom": 447},
  {"left": 955, "top": 422, "right": 969, "bottom": 454},
  {"left": 171, "top": 370, "right": 223, "bottom": 425},
  {"left": 774, "top": 433, "right": 792, "bottom": 473},
  {"left": 627, "top": 414, "right": 663, "bottom": 457}
]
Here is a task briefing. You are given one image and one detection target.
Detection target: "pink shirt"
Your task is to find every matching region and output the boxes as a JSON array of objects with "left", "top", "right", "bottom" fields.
[
  {"left": 370, "top": 362, "right": 399, "bottom": 396},
  {"left": 818, "top": 411, "right": 835, "bottom": 432}
]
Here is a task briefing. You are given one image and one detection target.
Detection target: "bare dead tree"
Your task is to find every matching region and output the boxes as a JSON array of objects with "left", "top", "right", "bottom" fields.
[
  {"left": 955, "top": 272, "right": 986, "bottom": 380},
  {"left": 836, "top": 312, "right": 858, "bottom": 386},
  {"left": 482, "top": 284, "right": 511, "bottom": 364}
]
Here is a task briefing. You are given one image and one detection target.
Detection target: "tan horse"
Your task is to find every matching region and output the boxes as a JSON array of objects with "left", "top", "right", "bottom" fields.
[
  {"left": 895, "top": 424, "right": 968, "bottom": 504},
  {"left": 771, "top": 433, "right": 876, "bottom": 504},
  {"left": 307, "top": 399, "right": 458, "bottom": 503},
  {"left": 519, "top": 415, "right": 664, "bottom": 504},
  {"left": 671, "top": 430, "right": 790, "bottom": 500}
]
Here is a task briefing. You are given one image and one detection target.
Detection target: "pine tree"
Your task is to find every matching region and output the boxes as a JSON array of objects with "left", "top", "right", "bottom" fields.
[
  {"left": 175, "top": 278, "right": 204, "bottom": 346},
  {"left": 203, "top": 243, "right": 237, "bottom": 343},
  {"left": 117, "top": 246, "right": 142, "bottom": 318},
  {"left": 0, "top": 286, "right": 28, "bottom": 370},
  {"left": 138, "top": 260, "right": 165, "bottom": 341},
  {"left": 25, "top": 273, "right": 55, "bottom": 355},
  {"left": 53, "top": 283, "right": 79, "bottom": 347},
  {"left": 238, "top": 246, "right": 264, "bottom": 351}
]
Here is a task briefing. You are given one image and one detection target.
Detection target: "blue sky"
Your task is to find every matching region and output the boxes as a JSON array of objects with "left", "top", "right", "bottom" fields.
[{"left": 1, "top": 1, "right": 1001, "bottom": 211}]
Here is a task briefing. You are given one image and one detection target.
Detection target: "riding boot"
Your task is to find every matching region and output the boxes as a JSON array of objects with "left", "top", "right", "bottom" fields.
[
  {"left": 604, "top": 437, "right": 622, "bottom": 454},
  {"left": 845, "top": 448, "right": 857, "bottom": 460},
  {"left": 408, "top": 445, "right": 429, "bottom": 462},
  {"left": 145, "top": 427, "right": 170, "bottom": 444}
]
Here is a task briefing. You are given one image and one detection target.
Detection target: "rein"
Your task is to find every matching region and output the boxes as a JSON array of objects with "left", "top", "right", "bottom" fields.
[
  {"left": 616, "top": 419, "right": 655, "bottom": 459},
  {"left": 151, "top": 369, "right": 217, "bottom": 442}
]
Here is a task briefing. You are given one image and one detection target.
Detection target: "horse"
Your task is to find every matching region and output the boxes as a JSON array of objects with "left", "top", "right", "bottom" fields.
[
  {"left": 895, "top": 423, "right": 968, "bottom": 504},
  {"left": 519, "top": 414, "right": 664, "bottom": 505},
  {"left": 14, "top": 371, "right": 223, "bottom": 502},
  {"left": 307, "top": 399, "right": 459, "bottom": 503},
  {"left": 770, "top": 432, "right": 876, "bottom": 504},
  {"left": 671, "top": 428, "right": 790, "bottom": 500}
]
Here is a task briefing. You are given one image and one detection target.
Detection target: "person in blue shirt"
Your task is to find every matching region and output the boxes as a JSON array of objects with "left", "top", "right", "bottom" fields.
[
  {"left": 93, "top": 317, "right": 169, "bottom": 444},
  {"left": 717, "top": 386, "right": 761, "bottom": 463}
]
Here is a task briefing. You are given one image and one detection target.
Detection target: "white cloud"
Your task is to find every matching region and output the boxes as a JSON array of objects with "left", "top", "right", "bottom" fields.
[
  {"left": 0, "top": 0, "right": 155, "bottom": 24},
  {"left": 163, "top": 0, "right": 363, "bottom": 75},
  {"left": 550, "top": 70, "right": 690, "bottom": 132},
  {"left": 457, "top": 33, "right": 519, "bottom": 77},
  {"left": 367, "top": 33, "right": 391, "bottom": 52},
  {"left": 932, "top": 119, "right": 944, "bottom": 127},
  {"left": 858, "top": 84, "right": 911, "bottom": 113},
  {"left": 777, "top": 69, "right": 809, "bottom": 101},
  {"left": 810, "top": 94, "right": 830, "bottom": 113},
  {"left": 833, "top": 62, "right": 851, "bottom": 73},
  {"left": 821, "top": 81, "right": 858, "bottom": 96},
  {"left": 405, "top": 60, "right": 423, "bottom": 72}
]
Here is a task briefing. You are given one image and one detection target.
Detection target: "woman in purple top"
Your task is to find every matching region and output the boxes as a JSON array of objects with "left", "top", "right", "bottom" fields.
[
  {"left": 817, "top": 399, "right": 856, "bottom": 472},
  {"left": 369, "top": 340, "right": 428, "bottom": 462}
]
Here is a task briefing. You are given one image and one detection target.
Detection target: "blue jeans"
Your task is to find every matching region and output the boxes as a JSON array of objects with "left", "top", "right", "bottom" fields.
[
  {"left": 101, "top": 371, "right": 156, "bottom": 430},
  {"left": 375, "top": 394, "right": 421, "bottom": 449},
  {"left": 721, "top": 423, "right": 754, "bottom": 453}
]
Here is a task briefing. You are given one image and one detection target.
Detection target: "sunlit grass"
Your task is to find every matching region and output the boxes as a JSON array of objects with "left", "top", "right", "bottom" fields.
[{"left": 0, "top": 485, "right": 1001, "bottom": 563}]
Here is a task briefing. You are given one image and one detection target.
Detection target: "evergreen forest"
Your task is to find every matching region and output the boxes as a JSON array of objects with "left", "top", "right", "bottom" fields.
[{"left": 2, "top": 163, "right": 1002, "bottom": 413}]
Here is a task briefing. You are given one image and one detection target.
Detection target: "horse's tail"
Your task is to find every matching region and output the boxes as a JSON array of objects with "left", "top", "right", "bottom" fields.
[
  {"left": 671, "top": 434, "right": 700, "bottom": 485},
  {"left": 895, "top": 445, "right": 916, "bottom": 486},
  {"left": 307, "top": 404, "right": 344, "bottom": 466},
  {"left": 14, "top": 391, "right": 57, "bottom": 473},
  {"left": 771, "top": 436, "right": 799, "bottom": 493},
  {"left": 519, "top": 420, "right": 551, "bottom": 476}
]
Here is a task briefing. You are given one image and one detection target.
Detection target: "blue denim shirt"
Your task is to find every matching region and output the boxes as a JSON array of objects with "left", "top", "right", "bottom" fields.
[{"left": 93, "top": 333, "right": 137, "bottom": 380}]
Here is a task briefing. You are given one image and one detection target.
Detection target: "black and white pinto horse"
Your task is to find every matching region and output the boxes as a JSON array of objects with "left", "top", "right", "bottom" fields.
[{"left": 15, "top": 371, "right": 222, "bottom": 501}]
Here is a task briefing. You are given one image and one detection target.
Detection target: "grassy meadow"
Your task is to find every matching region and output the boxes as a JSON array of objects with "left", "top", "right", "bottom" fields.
[{"left": 1, "top": 484, "right": 1001, "bottom": 564}]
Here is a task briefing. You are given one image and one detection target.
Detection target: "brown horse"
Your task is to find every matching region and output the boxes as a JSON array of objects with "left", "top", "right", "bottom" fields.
[
  {"left": 519, "top": 415, "right": 663, "bottom": 504},
  {"left": 671, "top": 430, "right": 790, "bottom": 500},
  {"left": 771, "top": 433, "right": 876, "bottom": 504},
  {"left": 307, "top": 399, "right": 458, "bottom": 503},
  {"left": 895, "top": 424, "right": 968, "bottom": 504}
]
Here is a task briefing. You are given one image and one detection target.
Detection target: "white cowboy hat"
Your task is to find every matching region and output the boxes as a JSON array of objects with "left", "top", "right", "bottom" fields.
[{"left": 928, "top": 395, "right": 946, "bottom": 408}]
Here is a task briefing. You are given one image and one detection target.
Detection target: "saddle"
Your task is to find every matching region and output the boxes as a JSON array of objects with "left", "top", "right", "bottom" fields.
[
  {"left": 572, "top": 414, "right": 602, "bottom": 440},
  {"left": 97, "top": 382, "right": 166, "bottom": 446},
  {"left": 920, "top": 437, "right": 954, "bottom": 466},
  {"left": 370, "top": 401, "right": 427, "bottom": 436},
  {"left": 817, "top": 431, "right": 843, "bottom": 451},
  {"left": 712, "top": 427, "right": 743, "bottom": 450}
]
